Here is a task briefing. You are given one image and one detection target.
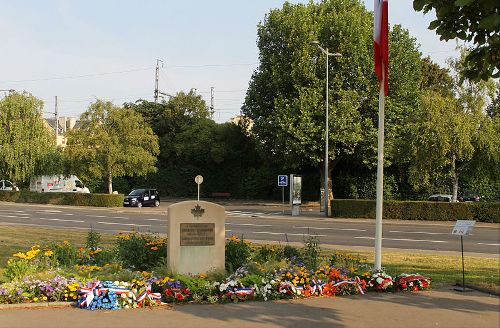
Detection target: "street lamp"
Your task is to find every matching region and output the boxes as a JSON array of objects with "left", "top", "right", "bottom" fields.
[{"left": 310, "top": 41, "right": 342, "bottom": 217}]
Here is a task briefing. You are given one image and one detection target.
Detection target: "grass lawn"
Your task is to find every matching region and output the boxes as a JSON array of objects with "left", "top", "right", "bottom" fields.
[{"left": 1, "top": 224, "right": 498, "bottom": 293}]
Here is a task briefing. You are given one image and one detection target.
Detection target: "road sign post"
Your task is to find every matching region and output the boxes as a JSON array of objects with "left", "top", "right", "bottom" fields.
[
  {"left": 451, "top": 220, "right": 476, "bottom": 292},
  {"left": 194, "top": 175, "right": 204, "bottom": 202},
  {"left": 278, "top": 175, "right": 288, "bottom": 214}
]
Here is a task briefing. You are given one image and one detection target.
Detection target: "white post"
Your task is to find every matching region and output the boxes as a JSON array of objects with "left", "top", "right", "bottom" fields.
[
  {"left": 374, "top": 64, "right": 385, "bottom": 271},
  {"left": 324, "top": 49, "right": 329, "bottom": 217}
]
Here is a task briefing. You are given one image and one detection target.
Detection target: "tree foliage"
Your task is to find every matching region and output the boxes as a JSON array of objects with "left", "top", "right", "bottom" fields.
[
  {"left": 0, "top": 92, "right": 55, "bottom": 183},
  {"left": 243, "top": 0, "right": 422, "bottom": 192},
  {"left": 413, "top": 0, "right": 500, "bottom": 80},
  {"left": 65, "top": 100, "right": 159, "bottom": 194}
]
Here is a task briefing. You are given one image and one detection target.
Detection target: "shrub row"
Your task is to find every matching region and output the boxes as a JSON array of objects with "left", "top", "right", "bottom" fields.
[
  {"left": 0, "top": 190, "right": 123, "bottom": 207},
  {"left": 331, "top": 199, "right": 500, "bottom": 223}
]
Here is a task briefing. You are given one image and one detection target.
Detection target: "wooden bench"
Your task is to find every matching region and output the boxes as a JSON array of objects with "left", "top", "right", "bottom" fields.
[{"left": 211, "top": 192, "right": 231, "bottom": 199}]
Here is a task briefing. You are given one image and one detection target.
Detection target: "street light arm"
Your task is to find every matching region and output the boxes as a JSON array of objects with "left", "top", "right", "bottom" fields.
[{"left": 310, "top": 41, "right": 342, "bottom": 57}]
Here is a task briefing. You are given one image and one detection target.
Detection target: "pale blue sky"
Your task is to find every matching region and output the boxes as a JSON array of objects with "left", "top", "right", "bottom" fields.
[{"left": 0, "top": 1, "right": 458, "bottom": 122}]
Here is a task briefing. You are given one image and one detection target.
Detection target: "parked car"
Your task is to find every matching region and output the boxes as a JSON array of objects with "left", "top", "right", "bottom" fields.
[
  {"left": 0, "top": 180, "right": 19, "bottom": 191},
  {"left": 428, "top": 194, "right": 453, "bottom": 202},
  {"left": 123, "top": 188, "right": 160, "bottom": 208},
  {"left": 459, "top": 191, "right": 481, "bottom": 202}
]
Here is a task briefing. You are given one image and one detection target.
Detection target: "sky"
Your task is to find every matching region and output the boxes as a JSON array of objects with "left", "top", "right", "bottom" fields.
[{"left": 0, "top": 0, "right": 459, "bottom": 123}]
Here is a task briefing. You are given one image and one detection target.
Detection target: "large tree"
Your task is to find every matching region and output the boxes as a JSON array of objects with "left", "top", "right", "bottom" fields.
[
  {"left": 0, "top": 92, "right": 55, "bottom": 184},
  {"left": 65, "top": 100, "right": 159, "bottom": 194},
  {"left": 413, "top": 0, "right": 499, "bottom": 80},
  {"left": 243, "top": 0, "right": 422, "bottom": 200},
  {"left": 408, "top": 50, "right": 498, "bottom": 201}
]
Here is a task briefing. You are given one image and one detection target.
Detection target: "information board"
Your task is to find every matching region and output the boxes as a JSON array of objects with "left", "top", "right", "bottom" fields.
[
  {"left": 180, "top": 223, "right": 215, "bottom": 246},
  {"left": 452, "top": 220, "right": 476, "bottom": 236}
]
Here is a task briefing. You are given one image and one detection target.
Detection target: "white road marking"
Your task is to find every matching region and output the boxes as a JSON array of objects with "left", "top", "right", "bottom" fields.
[
  {"left": 477, "top": 243, "right": 500, "bottom": 246},
  {"left": 0, "top": 222, "right": 92, "bottom": 230},
  {"left": 389, "top": 230, "right": 449, "bottom": 235},
  {"left": 86, "top": 215, "right": 108, "bottom": 218},
  {"left": 354, "top": 236, "right": 447, "bottom": 243},
  {"left": 39, "top": 218, "right": 84, "bottom": 223},
  {"left": 37, "top": 210, "right": 62, "bottom": 213},
  {"left": 64, "top": 213, "right": 74, "bottom": 216},
  {"left": 295, "top": 226, "right": 366, "bottom": 232},
  {"left": 145, "top": 218, "right": 163, "bottom": 221},
  {"left": 0, "top": 214, "right": 28, "bottom": 218},
  {"left": 226, "top": 223, "right": 272, "bottom": 227},
  {"left": 252, "top": 231, "right": 326, "bottom": 237},
  {"left": 0, "top": 209, "right": 26, "bottom": 213},
  {"left": 225, "top": 230, "right": 232, "bottom": 232},
  {"left": 97, "top": 222, "right": 151, "bottom": 227},
  {"left": 111, "top": 216, "right": 129, "bottom": 220}
]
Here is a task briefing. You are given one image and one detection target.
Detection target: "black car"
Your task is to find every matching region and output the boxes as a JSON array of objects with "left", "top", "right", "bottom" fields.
[
  {"left": 459, "top": 191, "right": 481, "bottom": 202},
  {"left": 123, "top": 188, "right": 160, "bottom": 208}
]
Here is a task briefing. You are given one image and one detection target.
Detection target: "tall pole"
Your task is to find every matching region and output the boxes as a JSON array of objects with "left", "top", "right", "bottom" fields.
[
  {"left": 55, "top": 96, "right": 59, "bottom": 142},
  {"left": 374, "top": 63, "right": 385, "bottom": 271},
  {"left": 210, "top": 87, "right": 215, "bottom": 119},
  {"left": 324, "top": 49, "right": 329, "bottom": 217},
  {"left": 154, "top": 59, "right": 161, "bottom": 103}
]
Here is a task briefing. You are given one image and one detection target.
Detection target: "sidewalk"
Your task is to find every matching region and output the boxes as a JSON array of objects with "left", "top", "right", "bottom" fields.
[{"left": 0, "top": 287, "right": 498, "bottom": 328}]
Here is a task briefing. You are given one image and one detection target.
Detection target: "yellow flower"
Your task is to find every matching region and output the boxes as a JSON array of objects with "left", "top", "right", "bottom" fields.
[
  {"left": 13, "top": 252, "right": 27, "bottom": 259},
  {"left": 142, "top": 271, "right": 151, "bottom": 278},
  {"left": 63, "top": 240, "right": 70, "bottom": 246},
  {"left": 228, "top": 235, "right": 239, "bottom": 242},
  {"left": 150, "top": 246, "right": 158, "bottom": 251},
  {"left": 44, "top": 250, "right": 53, "bottom": 257},
  {"left": 42, "top": 296, "right": 47, "bottom": 301}
]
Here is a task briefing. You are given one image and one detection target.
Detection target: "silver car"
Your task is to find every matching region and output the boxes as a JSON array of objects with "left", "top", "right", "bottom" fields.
[{"left": 0, "top": 180, "right": 19, "bottom": 191}]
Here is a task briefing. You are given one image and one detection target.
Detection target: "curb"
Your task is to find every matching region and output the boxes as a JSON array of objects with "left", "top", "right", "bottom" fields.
[{"left": 0, "top": 301, "right": 75, "bottom": 310}]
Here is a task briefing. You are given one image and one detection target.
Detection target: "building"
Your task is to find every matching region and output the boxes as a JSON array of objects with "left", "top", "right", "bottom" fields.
[{"left": 44, "top": 116, "right": 78, "bottom": 148}]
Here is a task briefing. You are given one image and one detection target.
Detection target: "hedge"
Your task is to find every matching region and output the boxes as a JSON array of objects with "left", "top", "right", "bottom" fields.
[
  {"left": 331, "top": 199, "right": 500, "bottom": 223},
  {"left": 0, "top": 190, "right": 123, "bottom": 207}
]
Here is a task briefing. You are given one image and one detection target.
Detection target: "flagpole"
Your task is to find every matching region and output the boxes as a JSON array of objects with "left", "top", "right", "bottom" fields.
[{"left": 374, "top": 63, "right": 385, "bottom": 271}]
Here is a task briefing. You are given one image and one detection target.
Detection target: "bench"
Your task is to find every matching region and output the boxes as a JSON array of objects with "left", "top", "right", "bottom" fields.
[{"left": 211, "top": 192, "right": 231, "bottom": 199}]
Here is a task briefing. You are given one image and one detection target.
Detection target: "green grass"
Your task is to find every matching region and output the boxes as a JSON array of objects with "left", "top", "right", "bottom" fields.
[
  {"left": 1, "top": 224, "right": 498, "bottom": 293},
  {"left": 0, "top": 225, "right": 116, "bottom": 267}
]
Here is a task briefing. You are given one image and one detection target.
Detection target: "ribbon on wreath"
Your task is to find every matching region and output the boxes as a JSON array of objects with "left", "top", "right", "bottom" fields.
[
  {"left": 78, "top": 280, "right": 107, "bottom": 308},
  {"left": 78, "top": 281, "right": 132, "bottom": 309},
  {"left": 278, "top": 282, "right": 296, "bottom": 295},
  {"left": 310, "top": 279, "right": 324, "bottom": 296},
  {"left": 136, "top": 285, "right": 162, "bottom": 306},
  {"left": 230, "top": 287, "right": 254, "bottom": 297},
  {"left": 332, "top": 276, "right": 365, "bottom": 295}
]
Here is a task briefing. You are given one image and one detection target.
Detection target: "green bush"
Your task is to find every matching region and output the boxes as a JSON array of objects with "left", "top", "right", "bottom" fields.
[
  {"left": 332, "top": 199, "right": 500, "bottom": 223},
  {"left": 225, "top": 236, "right": 252, "bottom": 272},
  {"left": 0, "top": 190, "right": 123, "bottom": 207},
  {"left": 252, "top": 245, "right": 283, "bottom": 263},
  {"left": 115, "top": 232, "right": 167, "bottom": 271}
]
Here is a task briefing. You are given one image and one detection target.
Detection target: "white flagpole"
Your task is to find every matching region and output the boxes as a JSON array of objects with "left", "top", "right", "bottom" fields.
[{"left": 374, "top": 63, "right": 385, "bottom": 271}]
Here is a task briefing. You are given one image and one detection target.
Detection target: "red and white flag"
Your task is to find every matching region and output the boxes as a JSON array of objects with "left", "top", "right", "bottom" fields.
[{"left": 374, "top": 0, "right": 388, "bottom": 96}]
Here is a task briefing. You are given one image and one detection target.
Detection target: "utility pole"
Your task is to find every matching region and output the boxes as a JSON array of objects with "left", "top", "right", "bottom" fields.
[
  {"left": 55, "top": 96, "right": 59, "bottom": 142},
  {"left": 210, "top": 87, "right": 214, "bottom": 119},
  {"left": 154, "top": 59, "right": 163, "bottom": 103}
]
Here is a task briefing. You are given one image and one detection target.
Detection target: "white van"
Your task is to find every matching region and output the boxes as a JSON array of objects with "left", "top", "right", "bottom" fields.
[{"left": 30, "top": 175, "right": 90, "bottom": 193}]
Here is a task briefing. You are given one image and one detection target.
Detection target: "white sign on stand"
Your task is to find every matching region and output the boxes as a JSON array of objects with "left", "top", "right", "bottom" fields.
[
  {"left": 452, "top": 220, "right": 476, "bottom": 236},
  {"left": 452, "top": 219, "right": 476, "bottom": 293}
]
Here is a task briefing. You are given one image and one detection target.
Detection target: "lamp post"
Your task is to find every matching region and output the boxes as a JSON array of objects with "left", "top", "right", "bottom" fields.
[{"left": 311, "top": 41, "right": 342, "bottom": 217}]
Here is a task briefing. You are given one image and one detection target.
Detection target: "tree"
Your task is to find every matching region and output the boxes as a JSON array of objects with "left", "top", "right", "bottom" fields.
[
  {"left": 243, "top": 0, "right": 422, "bottom": 199},
  {"left": 408, "top": 50, "right": 499, "bottom": 201},
  {"left": 413, "top": 0, "right": 499, "bottom": 80},
  {"left": 420, "top": 56, "right": 454, "bottom": 96},
  {"left": 65, "top": 100, "right": 159, "bottom": 194},
  {"left": 0, "top": 92, "right": 55, "bottom": 184}
]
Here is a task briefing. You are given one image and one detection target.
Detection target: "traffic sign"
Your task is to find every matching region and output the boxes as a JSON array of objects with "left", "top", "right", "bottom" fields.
[{"left": 278, "top": 175, "right": 288, "bottom": 187}]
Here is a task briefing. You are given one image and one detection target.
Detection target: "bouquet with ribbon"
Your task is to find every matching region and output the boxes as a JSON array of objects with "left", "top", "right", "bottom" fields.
[
  {"left": 394, "top": 274, "right": 431, "bottom": 292},
  {"left": 77, "top": 280, "right": 131, "bottom": 310}
]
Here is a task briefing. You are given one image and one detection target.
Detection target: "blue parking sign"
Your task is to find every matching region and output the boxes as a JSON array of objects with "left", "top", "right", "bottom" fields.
[{"left": 278, "top": 175, "right": 288, "bottom": 187}]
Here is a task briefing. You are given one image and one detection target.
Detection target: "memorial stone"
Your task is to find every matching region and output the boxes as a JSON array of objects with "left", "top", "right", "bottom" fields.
[{"left": 167, "top": 200, "right": 225, "bottom": 274}]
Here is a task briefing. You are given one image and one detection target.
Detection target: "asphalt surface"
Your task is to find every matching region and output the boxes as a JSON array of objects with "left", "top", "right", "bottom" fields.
[
  {"left": 0, "top": 287, "right": 498, "bottom": 328},
  {"left": 0, "top": 200, "right": 499, "bottom": 256}
]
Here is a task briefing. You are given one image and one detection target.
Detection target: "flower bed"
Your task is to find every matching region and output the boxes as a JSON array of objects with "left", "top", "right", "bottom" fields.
[{"left": 0, "top": 233, "right": 432, "bottom": 310}]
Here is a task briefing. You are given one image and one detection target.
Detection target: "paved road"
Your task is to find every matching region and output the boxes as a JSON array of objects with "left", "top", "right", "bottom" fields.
[{"left": 0, "top": 201, "right": 499, "bottom": 256}]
